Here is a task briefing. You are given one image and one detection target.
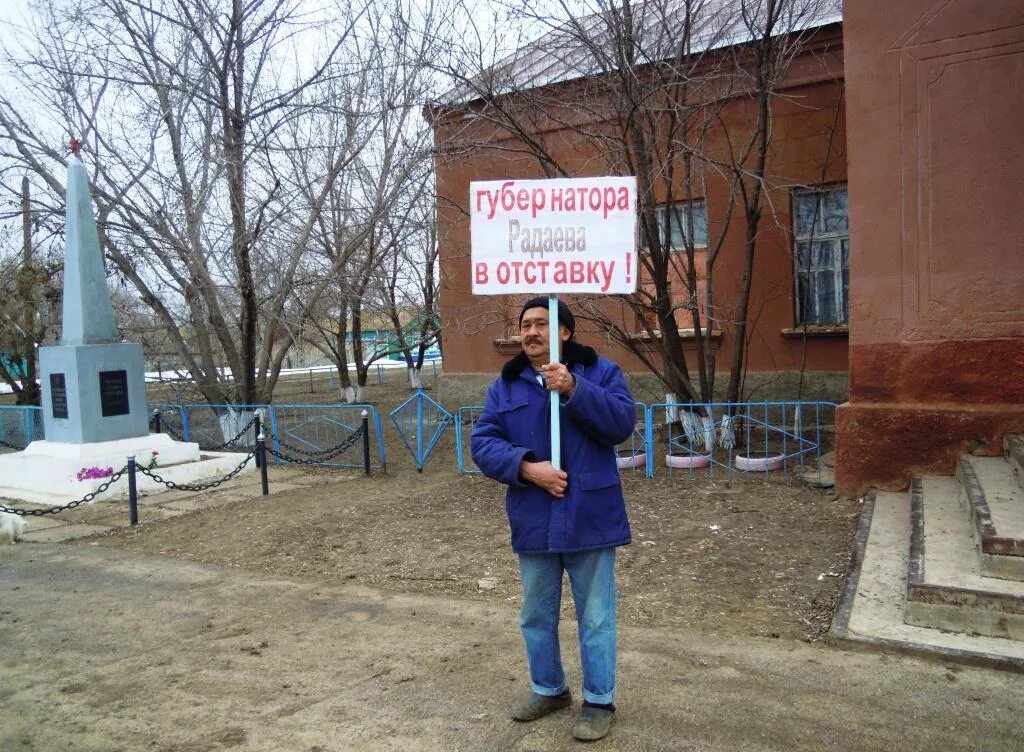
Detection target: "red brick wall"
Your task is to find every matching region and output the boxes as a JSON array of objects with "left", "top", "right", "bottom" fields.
[
  {"left": 836, "top": 0, "right": 1024, "bottom": 493},
  {"left": 431, "top": 28, "right": 848, "bottom": 382}
]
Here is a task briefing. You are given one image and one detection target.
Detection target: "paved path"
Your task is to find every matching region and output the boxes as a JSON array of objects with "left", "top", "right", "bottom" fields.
[{"left": 2, "top": 538, "right": 1024, "bottom": 751}]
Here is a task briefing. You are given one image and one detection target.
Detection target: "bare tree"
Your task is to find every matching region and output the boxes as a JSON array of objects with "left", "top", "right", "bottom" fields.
[
  {"left": 0, "top": 0, "right": 393, "bottom": 405},
  {"left": 297, "top": 0, "right": 446, "bottom": 400},
  {"left": 0, "top": 174, "right": 64, "bottom": 405},
  {"left": 430, "top": 0, "right": 842, "bottom": 405},
  {"left": 378, "top": 190, "right": 441, "bottom": 390}
]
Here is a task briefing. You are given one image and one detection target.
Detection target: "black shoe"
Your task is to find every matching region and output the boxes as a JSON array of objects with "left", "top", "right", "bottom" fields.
[
  {"left": 509, "top": 690, "right": 572, "bottom": 721},
  {"left": 572, "top": 704, "right": 615, "bottom": 741}
]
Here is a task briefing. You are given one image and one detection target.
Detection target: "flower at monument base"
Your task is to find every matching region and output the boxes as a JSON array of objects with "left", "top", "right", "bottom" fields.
[
  {"left": 148, "top": 450, "right": 160, "bottom": 469},
  {"left": 76, "top": 465, "right": 114, "bottom": 482}
]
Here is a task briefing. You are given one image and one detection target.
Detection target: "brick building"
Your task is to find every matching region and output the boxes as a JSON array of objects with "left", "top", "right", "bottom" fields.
[{"left": 428, "top": 2, "right": 848, "bottom": 401}]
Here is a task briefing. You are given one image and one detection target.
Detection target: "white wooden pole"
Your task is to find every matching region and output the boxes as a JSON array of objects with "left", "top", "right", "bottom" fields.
[{"left": 549, "top": 294, "right": 561, "bottom": 470}]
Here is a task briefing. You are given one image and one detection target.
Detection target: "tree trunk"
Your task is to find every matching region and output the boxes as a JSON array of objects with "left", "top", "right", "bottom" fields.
[
  {"left": 725, "top": 39, "right": 772, "bottom": 405},
  {"left": 16, "top": 176, "right": 40, "bottom": 406},
  {"left": 224, "top": 0, "right": 254, "bottom": 405}
]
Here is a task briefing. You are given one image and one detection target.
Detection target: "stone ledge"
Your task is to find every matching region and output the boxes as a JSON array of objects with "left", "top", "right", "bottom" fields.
[
  {"left": 781, "top": 325, "right": 849, "bottom": 338},
  {"left": 959, "top": 455, "right": 1024, "bottom": 577},
  {"left": 492, "top": 337, "right": 522, "bottom": 355},
  {"left": 625, "top": 328, "right": 722, "bottom": 354}
]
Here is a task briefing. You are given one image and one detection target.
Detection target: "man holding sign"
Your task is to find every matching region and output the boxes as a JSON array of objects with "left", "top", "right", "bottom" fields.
[{"left": 470, "top": 296, "right": 635, "bottom": 742}]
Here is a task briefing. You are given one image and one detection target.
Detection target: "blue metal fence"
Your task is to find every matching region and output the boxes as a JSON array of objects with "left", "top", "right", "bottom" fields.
[
  {"left": 389, "top": 389, "right": 453, "bottom": 471},
  {"left": 147, "top": 403, "right": 259, "bottom": 448},
  {"left": 271, "top": 404, "right": 386, "bottom": 471},
  {"left": 455, "top": 405, "right": 485, "bottom": 474},
  {"left": 148, "top": 402, "right": 387, "bottom": 471},
  {"left": 0, "top": 405, "right": 41, "bottom": 449},
  {"left": 9, "top": 398, "right": 835, "bottom": 484},
  {"left": 616, "top": 403, "right": 649, "bottom": 476},
  {"left": 648, "top": 401, "right": 836, "bottom": 480}
]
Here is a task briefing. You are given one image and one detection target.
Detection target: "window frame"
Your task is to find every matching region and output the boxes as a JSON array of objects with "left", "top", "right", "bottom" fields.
[
  {"left": 641, "top": 199, "right": 709, "bottom": 252},
  {"left": 791, "top": 184, "right": 849, "bottom": 327}
]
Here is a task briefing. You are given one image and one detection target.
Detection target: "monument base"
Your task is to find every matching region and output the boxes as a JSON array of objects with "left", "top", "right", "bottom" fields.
[
  {"left": 39, "top": 342, "right": 150, "bottom": 443},
  {"left": 0, "top": 433, "right": 256, "bottom": 505}
]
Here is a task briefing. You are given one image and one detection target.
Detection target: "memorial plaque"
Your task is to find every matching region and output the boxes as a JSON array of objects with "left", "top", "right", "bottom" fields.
[
  {"left": 50, "top": 372, "right": 68, "bottom": 419},
  {"left": 99, "top": 370, "right": 130, "bottom": 417}
]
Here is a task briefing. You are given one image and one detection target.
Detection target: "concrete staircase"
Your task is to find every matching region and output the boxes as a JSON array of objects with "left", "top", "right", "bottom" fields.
[{"left": 830, "top": 436, "right": 1024, "bottom": 670}]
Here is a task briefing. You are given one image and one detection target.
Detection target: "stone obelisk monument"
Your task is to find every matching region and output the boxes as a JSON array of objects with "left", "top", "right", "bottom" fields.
[
  {"left": 39, "top": 139, "right": 150, "bottom": 442},
  {"left": 0, "top": 141, "right": 256, "bottom": 505}
]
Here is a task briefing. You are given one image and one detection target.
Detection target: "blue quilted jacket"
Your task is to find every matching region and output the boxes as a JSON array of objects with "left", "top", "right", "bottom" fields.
[{"left": 470, "top": 341, "right": 635, "bottom": 554}]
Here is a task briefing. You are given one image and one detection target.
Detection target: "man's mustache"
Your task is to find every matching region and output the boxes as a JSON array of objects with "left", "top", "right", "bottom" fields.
[{"left": 524, "top": 337, "right": 544, "bottom": 346}]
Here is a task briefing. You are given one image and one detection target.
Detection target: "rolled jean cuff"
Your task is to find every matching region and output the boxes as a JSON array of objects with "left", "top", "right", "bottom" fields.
[
  {"left": 582, "top": 687, "right": 615, "bottom": 704},
  {"left": 531, "top": 682, "right": 569, "bottom": 697}
]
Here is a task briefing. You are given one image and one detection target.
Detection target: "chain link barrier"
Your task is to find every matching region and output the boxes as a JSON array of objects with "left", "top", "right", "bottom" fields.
[
  {"left": 0, "top": 448, "right": 258, "bottom": 517},
  {"left": 136, "top": 451, "right": 256, "bottom": 492},
  {"left": 269, "top": 424, "right": 364, "bottom": 459},
  {"left": 0, "top": 467, "right": 129, "bottom": 517},
  {"left": 150, "top": 411, "right": 256, "bottom": 449},
  {"left": 1, "top": 410, "right": 372, "bottom": 518},
  {"left": 205, "top": 413, "right": 259, "bottom": 450},
  {"left": 265, "top": 425, "right": 364, "bottom": 465}
]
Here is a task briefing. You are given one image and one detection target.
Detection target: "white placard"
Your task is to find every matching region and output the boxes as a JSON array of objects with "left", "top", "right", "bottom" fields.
[{"left": 470, "top": 176, "right": 638, "bottom": 295}]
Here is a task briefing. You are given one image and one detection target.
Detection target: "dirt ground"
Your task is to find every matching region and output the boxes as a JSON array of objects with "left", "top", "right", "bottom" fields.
[
  {"left": 8, "top": 374, "right": 1024, "bottom": 751},
  {"left": 8, "top": 540, "right": 1024, "bottom": 752},
  {"left": 88, "top": 468, "right": 858, "bottom": 642},
  {"left": 82, "top": 372, "right": 860, "bottom": 644}
]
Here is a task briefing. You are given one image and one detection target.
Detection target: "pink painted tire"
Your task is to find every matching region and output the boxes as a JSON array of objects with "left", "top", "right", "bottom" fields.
[
  {"left": 616, "top": 452, "right": 646, "bottom": 470},
  {"left": 664, "top": 453, "right": 711, "bottom": 469},
  {"left": 733, "top": 453, "right": 785, "bottom": 472}
]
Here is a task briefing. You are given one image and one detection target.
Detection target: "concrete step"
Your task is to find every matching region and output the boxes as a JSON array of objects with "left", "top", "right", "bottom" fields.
[
  {"left": 1007, "top": 435, "right": 1024, "bottom": 492},
  {"left": 958, "top": 455, "right": 1024, "bottom": 580},
  {"left": 905, "top": 476, "right": 1024, "bottom": 640},
  {"left": 829, "top": 491, "right": 1024, "bottom": 671}
]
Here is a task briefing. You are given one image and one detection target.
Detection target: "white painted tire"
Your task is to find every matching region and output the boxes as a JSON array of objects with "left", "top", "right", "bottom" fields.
[
  {"left": 664, "top": 453, "right": 711, "bottom": 469},
  {"left": 733, "top": 453, "right": 785, "bottom": 472},
  {"left": 616, "top": 452, "right": 646, "bottom": 469}
]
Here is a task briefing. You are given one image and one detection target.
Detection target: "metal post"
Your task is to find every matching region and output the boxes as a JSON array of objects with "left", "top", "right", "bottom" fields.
[
  {"left": 253, "top": 411, "right": 262, "bottom": 468},
  {"left": 361, "top": 409, "right": 371, "bottom": 476},
  {"left": 309, "top": 368, "right": 314, "bottom": 394},
  {"left": 416, "top": 391, "right": 424, "bottom": 473},
  {"left": 257, "top": 430, "right": 269, "bottom": 496},
  {"left": 127, "top": 454, "right": 138, "bottom": 526},
  {"left": 548, "top": 295, "right": 561, "bottom": 470},
  {"left": 152, "top": 409, "right": 161, "bottom": 434}
]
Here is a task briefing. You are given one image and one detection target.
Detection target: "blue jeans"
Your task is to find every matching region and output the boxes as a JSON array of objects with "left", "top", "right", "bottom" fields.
[{"left": 517, "top": 547, "right": 617, "bottom": 705}]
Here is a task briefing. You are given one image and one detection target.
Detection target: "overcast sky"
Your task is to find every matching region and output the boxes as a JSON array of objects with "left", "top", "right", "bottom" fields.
[
  {"left": 0, "top": 0, "right": 32, "bottom": 59},
  {"left": 0, "top": 0, "right": 30, "bottom": 28}
]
